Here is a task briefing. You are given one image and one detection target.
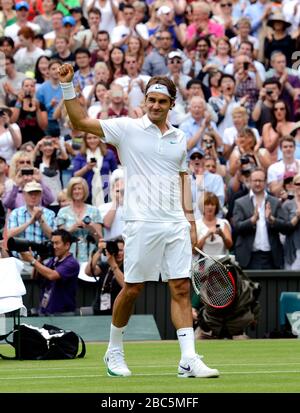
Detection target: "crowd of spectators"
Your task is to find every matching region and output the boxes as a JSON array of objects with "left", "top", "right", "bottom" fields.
[{"left": 1, "top": 0, "right": 300, "bottom": 315}]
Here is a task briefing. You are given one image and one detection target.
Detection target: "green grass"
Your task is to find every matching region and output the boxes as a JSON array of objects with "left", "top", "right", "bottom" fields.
[{"left": 1, "top": 339, "right": 300, "bottom": 393}]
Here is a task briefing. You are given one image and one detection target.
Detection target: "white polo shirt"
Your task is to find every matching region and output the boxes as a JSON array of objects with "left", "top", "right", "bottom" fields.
[{"left": 100, "top": 115, "right": 188, "bottom": 222}]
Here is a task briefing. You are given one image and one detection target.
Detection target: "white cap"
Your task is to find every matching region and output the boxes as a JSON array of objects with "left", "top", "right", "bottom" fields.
[
  {"left": 157, "top": 5, "right": 172, "bottom": 16},
  {"left": 168, "top": 51, "right": 182, "bottom": 60}
]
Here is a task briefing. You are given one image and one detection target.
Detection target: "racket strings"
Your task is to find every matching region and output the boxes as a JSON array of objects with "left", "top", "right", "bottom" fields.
[{"left": 192, "top": 256, "right": 235, "bottom": 308}]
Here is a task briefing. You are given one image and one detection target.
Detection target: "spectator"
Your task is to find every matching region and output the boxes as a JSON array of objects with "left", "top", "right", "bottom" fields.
[
  {"left": 33, "top": 0, "right": 57, "bottom": 36},
  {"left": 32, "top": 136, "right": 70, "bottom": 212},
  {"left": 266, "top": 51, "right": 300, "bottom": 119},
  {"left": 73, "top": 47, "right": 95, "bottom": 91},
  {"left": 7, "top": 180, "right": 56, "bottom": 246},
  {"left": 264, "top": 13, "right": 295, "bottom": 69},
  {"left": 0, "top": 155, "right": 13, "bottom": 203},
  {"left": 228, "top": 127, "right": 271, "bottom": 177},
  {"left": 166, "top": 50, "right": 191, "bottom": 126},
  {"left": 56, "top": 176, "right": 103, "bottom": 263},
  {"left": 0, "top": 1, "right": 16, "bottom": 32},
  {"left": 127, "top": 35, "right": 144, "bottom": 70},
  {"left": 262, "top": 100, "right": 297, "bottom": 163},
  {"left": 208, "top": 73, "right": 240, "bottom": 136},
  {"left": 229, "top": 17, "right": 259, "bottom": 58},
  {"left": 115, "top": 53, "right": 150, "bottom": 109},
  {"left": 232, "top": 167, "right": 289, "bottom": 269},
  {"left": 252, "top": 77, "right": 281, "bottom": 135},
  {"left": 185, "top": 1, "right": 224, "bottom": 50},
  {"left": 99, "top": 168, "right": 125, "bottom": 240},
  {"left": 4, "top": 1, "right": 41, "bottom": 45},
  {"left": 86, "top": 81, "right": 108, "bottom": 119},
  {"left": 86, "top": 0, "right": 118, "bottom": 35},
  {"left": 0, "top": 35, "right": 15, "bottom": 57},
  {"left": 141, "top": 29, "right": 172, "bottom": 77},
  {"left": 110, "top": 4, "right": 149, "bottom": 49},
  {"left": 84, "top": 236, "right": 124, "bottom": 315},
  {"left": 0, "top": 55, "right": 26, "bottom": 107},
  {"left": 243, "top": 0, "right": 273, "bottom": 39},
  {"left": 267, "top": 135, "right": 300, "bottom": 197},
  {"left": 189, "top": 147, "right": 225, "bottom": 219},
  {"left": 4, "top": 150, "right": 55, "bottom": 209},
  {"left": 74, "top": 8, "right": 102, "bottom": 52},
  {"left": 34, "top": 55, "right": 50, "bottom": 88},
  {"left": 11, "top": 77, "right": 48, "bottom": 145},
  {"left": 43, "top": 9, "right": 64, "bottom": 52},
  {"left": 196, "top": 191, "right": 233, "bottom": 256},
  {"left": 20, "top": 229, "right": 80, "bottom": 316},
  {"left": 107, "top": 46, "right": 126, "bottom": 83},
  {"left": 52, "top": 35, "right": 75, "bottom": 66},
  {"left": 90, "top": 30, "right": 110, "bottom": 67},
  {"left": 213, "top": 0, "right": 237, "bottom": 38},
  {"left": 223, "top": 106, "right": 261, "bottom": 159},
  {"left": 72, "top": 132, "right": 117, "bottom": 205},
  {"left": 36, "top": 58, "right": 62, "bottom": 137},
  {"left": 0, "top": 105, "right": 22, "bottom": 164},
  {"left": 211, "top": 36, "right": 233, "bottom": 72},
  {"left": 282, "top": 174, "right": 300, "bottom": 270},
  {"left": 155, "top": 4, "right": 185, "bottom": 49}
]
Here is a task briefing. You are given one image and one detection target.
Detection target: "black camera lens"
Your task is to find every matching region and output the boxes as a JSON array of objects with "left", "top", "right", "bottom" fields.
[
  {"left": 240, "top": 155, "right": 250, "bottom": 165},
  {"left": 82, "top": 216, "right": 92, "bottom": 225}
]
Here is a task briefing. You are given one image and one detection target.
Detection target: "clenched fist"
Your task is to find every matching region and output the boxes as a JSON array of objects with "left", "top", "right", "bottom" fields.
[{"left": 58, "top": 63, "right": 74, "bottom": 83}]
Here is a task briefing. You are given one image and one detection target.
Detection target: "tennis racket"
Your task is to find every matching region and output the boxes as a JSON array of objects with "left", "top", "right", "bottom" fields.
[{"left": 191, "top": 247, "right": 236, "bottom": 309}]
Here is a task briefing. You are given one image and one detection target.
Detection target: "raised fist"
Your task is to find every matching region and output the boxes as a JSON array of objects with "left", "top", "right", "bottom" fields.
[{"left": 58, "top": 64, "right": 74, "bottom": 83}]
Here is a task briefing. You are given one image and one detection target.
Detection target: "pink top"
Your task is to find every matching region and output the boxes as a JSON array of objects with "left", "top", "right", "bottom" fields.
[{"left": 186, "top": 21, "right": 224, "bottom": 41}]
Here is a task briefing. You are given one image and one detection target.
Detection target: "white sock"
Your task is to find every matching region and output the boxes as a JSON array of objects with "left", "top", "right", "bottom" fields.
[
  {"left": 177, "top": 327, "right": 196, "bottom": 360},
  {"left": 108, "top": 323, "right": 126, "bottom": 351}
]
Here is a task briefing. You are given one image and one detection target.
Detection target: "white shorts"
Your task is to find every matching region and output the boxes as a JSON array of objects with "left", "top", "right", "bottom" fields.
[{"left": 122, "top": 221, "right": 192, "bottom": 283}]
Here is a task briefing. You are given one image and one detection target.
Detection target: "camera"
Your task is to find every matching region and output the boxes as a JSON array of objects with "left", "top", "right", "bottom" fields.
[
  {"left": 103, "top": 240, "right": 119, "bottom": 256},
  {"left": 82, "top": 216, "right": 92, "bottom": 225},
  {"left": 43, "top": 140, "right": 53, "bottom": 146},
  {"left": 7, "top": 237, "right": 54, "bottom": 258},
  {"left": 243, "top": 62, "right": 249, "bottom": 70},
  {"left": 287, "top": 192, "right": 295, "bottom": 200},
  {"left": 240, "top": 155, "right": 250, "bottom": 165},
  {"left": 21, "top": 168, "right": 34, "bottom": 175},
  {"left": 266, "top": 90, "right": 273, "bottom": 96}
]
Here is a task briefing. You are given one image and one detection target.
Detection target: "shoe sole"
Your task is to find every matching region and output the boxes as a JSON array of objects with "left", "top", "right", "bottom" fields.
[
  {"left": 178, "top": 371, "right": 220, "bottom": 378},
  {"left": 103, "top": 355, "right": 132, "bottom": 377}
]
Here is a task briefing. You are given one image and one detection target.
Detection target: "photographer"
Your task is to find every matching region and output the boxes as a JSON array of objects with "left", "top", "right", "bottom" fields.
[
  {"left": 85, "top": 237, "right": 124, "bottom": 315},
  {"left": 0, "top": 105, "right": 22, "bottom": 164},
  {"left": 20, "top": 229, "right": 80, "bottom": 316}
]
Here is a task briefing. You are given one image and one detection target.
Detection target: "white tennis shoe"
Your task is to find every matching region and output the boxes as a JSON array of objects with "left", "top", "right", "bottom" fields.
[
  {"left": 178, "top": 354, "right": 219, "bottom": 378},
  {"left": 104, "top": 349, "right": 132, "bottom": 377}
]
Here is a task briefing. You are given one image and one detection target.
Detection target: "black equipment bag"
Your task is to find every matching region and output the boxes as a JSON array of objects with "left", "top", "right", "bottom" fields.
[{"left": 0, "top": 323, "right": 86, "bottom": 360}]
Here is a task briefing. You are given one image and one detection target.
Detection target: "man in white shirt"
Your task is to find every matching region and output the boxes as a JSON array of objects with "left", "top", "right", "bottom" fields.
[
  {"left": 115, "top": 54, "right": 150, "bottom": 109},
  {"left": 58, "top": 64, "right": 219, "bottom": 379},
  {"left": 4, "top": 2, "right": 40, "bottom": 46},
  {"left": 110, "top": 4, "right": 149, "bottom": 49}
]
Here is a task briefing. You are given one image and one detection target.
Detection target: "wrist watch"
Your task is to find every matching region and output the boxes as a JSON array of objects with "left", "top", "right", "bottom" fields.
[{"left": 30, "top": 259, "right": 36, "bottom": 266}]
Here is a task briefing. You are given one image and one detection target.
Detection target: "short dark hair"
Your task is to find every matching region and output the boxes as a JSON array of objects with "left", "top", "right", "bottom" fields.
[
  {"left": 279, "top": 135, "right": 296, "bottom": 148},
  {"left": 88, "top": 7, "right": 101, "bottom": 17},
  {"left": 74, "top": 47, "right": 91, "bottom": 58},
  {"left": 51, "top": 229, "right": 73, "bottom": 245},
  {"left": 250, "top": 167, "right": 266, "bottom": 180},
  {"left": 239, "top": 40, "right": 254, "bottom": 53},
  {"left": 219, "top": 73, "right": 235, "bottom": 87},
  {"left": 97, "top": 30, "right": 110, "bottom": 39},
  {"left": 0, "top": 36, "right": 15, "bottom": 48},
  {"left": 186, "top": 79, "right": 203, "bottom": 90},
  {"left": 263, "top": 77, "right": 281, "bottom": 89},
  {"left": 145, "top": 76, "right": 177, "bottom": 101}
]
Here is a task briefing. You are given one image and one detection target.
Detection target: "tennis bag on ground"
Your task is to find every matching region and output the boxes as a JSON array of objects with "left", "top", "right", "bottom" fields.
[
  {"left": 0, "top": 323, "right": 86, "bottom": 360},
  {"left": 197, "top": 257, "right": 261, "bottom": 338}
]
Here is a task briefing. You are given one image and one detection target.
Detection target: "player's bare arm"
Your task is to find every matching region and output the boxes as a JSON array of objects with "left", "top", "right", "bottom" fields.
[
  {"left": 179, "top": 171, "right": 197, "bottom": 249},
  {"left": 58, "top": 64, "right": 104, "bottom": 138}
]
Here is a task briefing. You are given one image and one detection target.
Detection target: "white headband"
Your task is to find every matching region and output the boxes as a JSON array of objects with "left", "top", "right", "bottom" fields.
[{"left": 146, "top": 83, "right": 171, "bottom": 98}]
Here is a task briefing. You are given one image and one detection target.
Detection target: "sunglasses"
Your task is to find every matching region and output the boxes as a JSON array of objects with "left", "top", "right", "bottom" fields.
[
  {"left": 169, "top": 59, "right": 181, "bottom": 64},
  {"left": 18, "top": 160, "right": 32, "bottom": 165},
  {"left": 220, "top": 3, "right": 232, "bottom": 7}
]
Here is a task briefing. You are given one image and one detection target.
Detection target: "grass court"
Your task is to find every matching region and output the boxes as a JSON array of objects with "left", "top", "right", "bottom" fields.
[{"left": 1, "top": 339, "right": 300, "bottom": 393}]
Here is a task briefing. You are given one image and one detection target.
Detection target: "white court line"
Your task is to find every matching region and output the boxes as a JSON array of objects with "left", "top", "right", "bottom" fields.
[
  {"left": 2, "top": 361, "right": 300, "bottom": 372},
  {"left": 1, "top": 370, "right": 300, "bottom": 381}
]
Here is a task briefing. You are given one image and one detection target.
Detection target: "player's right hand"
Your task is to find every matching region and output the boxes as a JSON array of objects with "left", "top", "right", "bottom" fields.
[{"left": 58, "top": 63, "right": 74, "bottom": 83}]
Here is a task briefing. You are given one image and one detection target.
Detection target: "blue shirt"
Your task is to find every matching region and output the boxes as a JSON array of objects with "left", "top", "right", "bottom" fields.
[
  {"left": 36, "top": 80, "right": 62, "bottom": 120},
  {"left": 8, "top": 206, "right": 56, "bottom": 243},
  {"left": 243, "top": 1, "right": 267, "bottom": 37},
  {"left": 179, "top": 117, "right": 217, "bottom": 157}
]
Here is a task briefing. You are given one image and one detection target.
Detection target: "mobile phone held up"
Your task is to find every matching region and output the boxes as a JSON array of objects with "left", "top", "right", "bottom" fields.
[
  {"left": 90, "top": 157, "right": 97, "bottom": 163},
  {"left": 21, "top": 169, "right": 34, "bottom": 175}
]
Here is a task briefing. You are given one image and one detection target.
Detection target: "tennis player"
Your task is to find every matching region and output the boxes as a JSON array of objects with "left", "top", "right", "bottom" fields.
[{"left": 58, "top": 63, "right": 219, "bottom": 379}]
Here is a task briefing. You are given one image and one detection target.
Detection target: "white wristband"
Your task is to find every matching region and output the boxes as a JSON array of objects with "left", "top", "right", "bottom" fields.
[{"left": 60, "top": 82, "right": 76, "bottom": 100}]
